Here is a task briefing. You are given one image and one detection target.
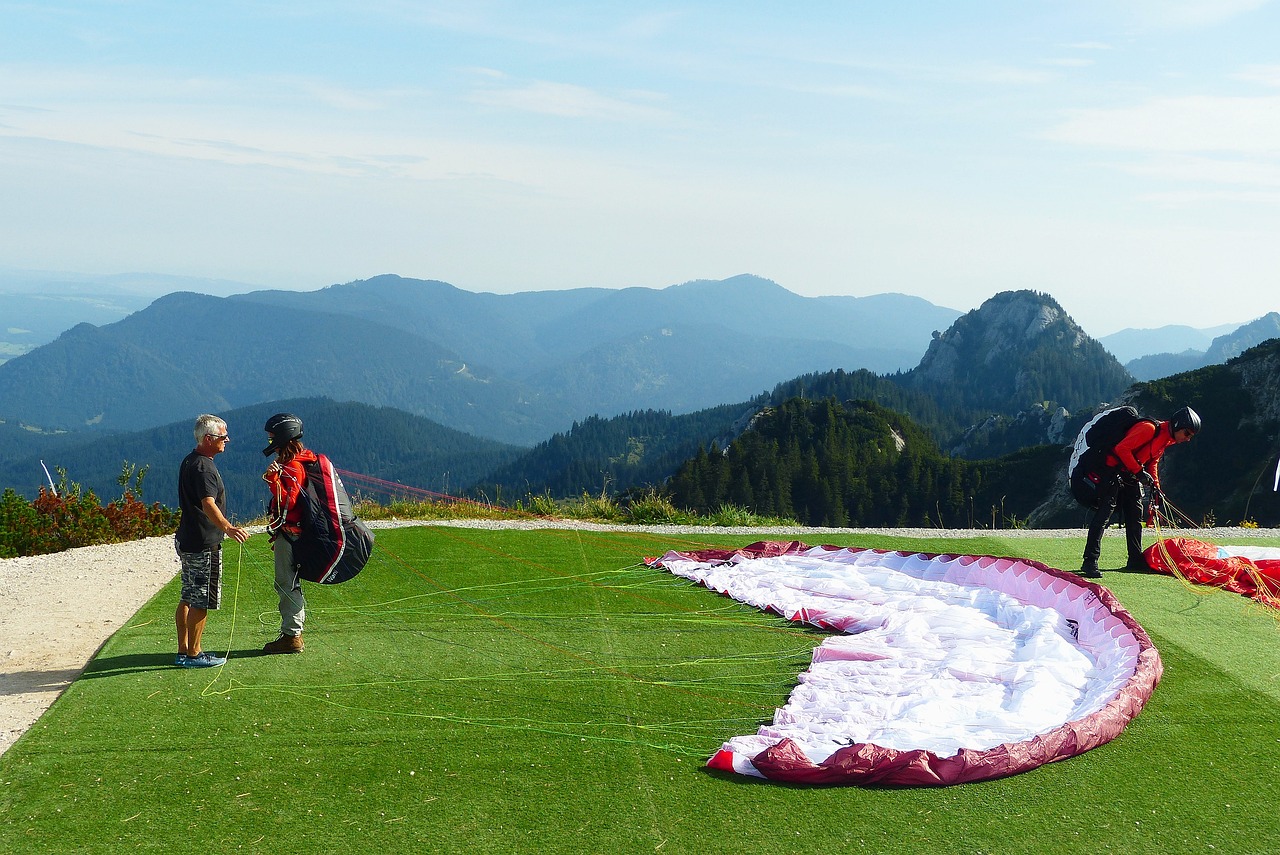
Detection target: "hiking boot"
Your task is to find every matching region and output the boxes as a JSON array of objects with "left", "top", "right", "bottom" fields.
[
  {"left": 263, "top": 633, "right": 304, "bottom": 655},
  {"left": 182, "top": 652, "right": 227, "bottom": 668},
  {"left": 1080, "top": 561, "right": 1103, "bottom": 580}
]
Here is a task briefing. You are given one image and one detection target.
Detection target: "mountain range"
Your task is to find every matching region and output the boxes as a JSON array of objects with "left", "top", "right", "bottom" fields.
[
  {"left": 1120, "top": 312, "right": 1280, "bottom": 380},
  {"left": 2, "top": 274, "right": 1279, "bottom": 529},
  {"left": 3, "top": 267, "right": 1249, "bottom": 368},
  {"left": 0, "top": 274, "right": 959, "bottom": 445},
  {"left": 0, "top": 287, "right": 1129, "bottom": 516}
]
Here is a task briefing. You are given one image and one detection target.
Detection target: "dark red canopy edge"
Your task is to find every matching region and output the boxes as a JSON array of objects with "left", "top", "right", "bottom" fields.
[{"left": 658, "top": 541, "right": 1164, "bottom": 786}]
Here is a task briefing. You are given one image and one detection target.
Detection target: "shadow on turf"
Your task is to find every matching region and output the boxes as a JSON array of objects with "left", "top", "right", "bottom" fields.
[
  {"left": 1106, "top": 564, "right": 1164, "bottom": 575},
  {"left": 0, "top": 667, "right": 83, "bottom": 696},
  {"left": 80, "top": 649, "right": 274, "bottom": 678}
]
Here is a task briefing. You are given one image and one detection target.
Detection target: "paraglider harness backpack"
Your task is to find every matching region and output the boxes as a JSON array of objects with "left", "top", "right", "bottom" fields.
[
  {"left": 1067, "top": 406, "right": 1158, "bottom": 510},
  {"left": 268, "top": 453, "right": 374, "bottom": 584}
]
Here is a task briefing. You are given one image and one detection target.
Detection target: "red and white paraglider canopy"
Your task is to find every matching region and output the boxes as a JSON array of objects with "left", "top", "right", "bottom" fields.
[
  {"left": 647, "top": 542, "right": 1162, "bottom": 786},
  {"left": 1146, "top": 537, "right": 1280, "bottom": 609}
]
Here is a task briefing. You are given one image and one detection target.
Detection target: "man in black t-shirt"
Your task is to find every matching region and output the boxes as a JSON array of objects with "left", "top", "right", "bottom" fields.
[{"left": 175, "top": 415, "right": 248, "bottom": 667}]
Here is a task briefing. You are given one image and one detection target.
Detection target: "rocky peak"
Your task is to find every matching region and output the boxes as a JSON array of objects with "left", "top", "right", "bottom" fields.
[
  {"left": 1207, "top": 312, "right": 1280, "bottom": 363},
  {"left": 903, "top": 290, "right": 1131, "bottom": 415},
  {"left": 1229, "top": 339, "right": 1280, "bottom": 425},
  {"left": 918, "top": 291, "right": 1078, "bottom": 372}
]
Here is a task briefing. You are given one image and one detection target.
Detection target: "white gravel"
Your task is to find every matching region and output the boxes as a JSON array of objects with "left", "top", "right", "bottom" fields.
[{"left": 3, "top": 521, "right": 1276, "bottom": 756}]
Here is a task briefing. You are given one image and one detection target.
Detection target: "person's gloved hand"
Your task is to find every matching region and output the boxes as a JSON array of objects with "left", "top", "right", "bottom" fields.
[{"left": 1135, "top": 470, "right": 1154, "bottom": 488}]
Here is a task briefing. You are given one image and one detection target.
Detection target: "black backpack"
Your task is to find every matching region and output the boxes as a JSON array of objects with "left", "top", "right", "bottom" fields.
[
  {"left": 290, "top": 454, "right": 375, "bottom": 584},
  {"left": 1067, "top": 406, "right": 1156, "bottom": 509}
]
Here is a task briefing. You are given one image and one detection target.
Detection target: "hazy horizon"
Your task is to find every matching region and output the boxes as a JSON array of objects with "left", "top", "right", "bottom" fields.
[{"left": 4, "top": 2, "right": 1280, "bottom": 335}]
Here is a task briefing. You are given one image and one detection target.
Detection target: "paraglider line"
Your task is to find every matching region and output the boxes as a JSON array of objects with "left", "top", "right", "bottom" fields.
[{"left": 185, "top": 527, "right": 811, "bottom": 754}]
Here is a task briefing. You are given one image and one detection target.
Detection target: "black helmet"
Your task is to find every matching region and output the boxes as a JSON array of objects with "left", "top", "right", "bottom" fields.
[
  {"left": 1170, "top": 406, "right": 1201, "bottom": 436},
  {"left": 263, "top": 412, "right": 303, "bottom": 456}
]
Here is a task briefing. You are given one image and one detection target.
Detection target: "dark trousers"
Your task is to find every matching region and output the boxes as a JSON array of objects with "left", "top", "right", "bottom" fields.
[{"left": 1083, "top": 473, "right": 1144, "bottom": 566}]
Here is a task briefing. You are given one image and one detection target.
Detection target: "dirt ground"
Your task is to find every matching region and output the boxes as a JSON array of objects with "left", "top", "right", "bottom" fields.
[{"left": 0, "top": 536, "right": 181, "bottom": 755}]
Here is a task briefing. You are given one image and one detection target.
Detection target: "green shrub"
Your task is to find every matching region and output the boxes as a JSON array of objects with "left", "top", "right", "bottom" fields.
[
  {"left": 31, "top": 487, "right": 114, "bottom": 552},
  {"left": 103, "top": 492, "right": 181, "bottom": 542},
  {"left": 523, "top": 491, "right": 560, "bottom": 517},
  {"left": 0, "top": 488, "right": 52, "bottom": 558},
  {"left": 356, "top": 496, "right": 513, "bottom": 522},
  {"left": 568, "top": 491, "right": 622, "bottom": 521},
  {"left": 623, "top": 490, "right": 693, "bottom": 525},
  {"left": 0, "top": 465, "right": 180, "bottom": 558},
  {"left": 704, "top": 504, "right": 795, "bottom": 528}
]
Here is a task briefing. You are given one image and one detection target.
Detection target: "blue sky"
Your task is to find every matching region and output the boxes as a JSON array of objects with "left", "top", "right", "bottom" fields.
[{"left": 2, "top": 1, "right": 1279, "bottom": 336}]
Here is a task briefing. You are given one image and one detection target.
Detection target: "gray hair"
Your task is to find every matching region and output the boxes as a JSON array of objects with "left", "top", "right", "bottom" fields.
[{"left": 194, "top": 414, "right": 226, "bottom": 443}]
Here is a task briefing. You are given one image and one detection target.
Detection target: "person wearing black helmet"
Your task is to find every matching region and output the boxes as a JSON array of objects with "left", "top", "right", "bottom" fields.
[
  {"left": 261, "top": 412, "right": 315, "bottom": 654},
  {"left": 1081, "top": 406, "right": 1201, "bottom": 578}
]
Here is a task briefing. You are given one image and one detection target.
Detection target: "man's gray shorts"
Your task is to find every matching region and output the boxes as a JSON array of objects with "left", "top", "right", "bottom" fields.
[{"left": 177, "top": 544, "right": 223, "bottom": 610}]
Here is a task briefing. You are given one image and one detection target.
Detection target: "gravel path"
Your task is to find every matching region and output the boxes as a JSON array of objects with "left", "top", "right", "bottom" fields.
[{"left": 3, "top": 521, "right": 1276, "bottom": 756}]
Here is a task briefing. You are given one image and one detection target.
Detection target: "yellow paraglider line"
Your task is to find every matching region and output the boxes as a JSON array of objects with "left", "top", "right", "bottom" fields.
[{"left": 184, "top": 530, "right": 818, "bottom": 757}]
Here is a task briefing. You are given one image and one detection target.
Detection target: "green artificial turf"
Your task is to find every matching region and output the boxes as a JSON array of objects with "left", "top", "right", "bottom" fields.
[{"left": 3, "top": 526, "right": 1280, "bottom": 854}]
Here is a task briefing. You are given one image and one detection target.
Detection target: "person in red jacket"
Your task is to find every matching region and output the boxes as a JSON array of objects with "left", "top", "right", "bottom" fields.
[
  {"left": 262, "top": 412, "right": 314, "bottom": 654},
  {"left": 1081, "top": 406, "right": 1201, "bottom": 578}
]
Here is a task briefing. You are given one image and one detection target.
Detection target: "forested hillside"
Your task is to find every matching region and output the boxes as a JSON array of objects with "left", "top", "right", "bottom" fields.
[
  {"left": 472, "top": 403, "right": 755, "bottom": 501},
  {"left": 0, "top": 398, "right": 523, "bottom": 518},
  {"left": 664, "top": 398, "right": 1063, "bottom": 528},
  {"left": 453, "top": 291, "right": 1150, "bottom": 515}
]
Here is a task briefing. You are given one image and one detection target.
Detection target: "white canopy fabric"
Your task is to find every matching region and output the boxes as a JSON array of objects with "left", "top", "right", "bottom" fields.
[{"left": 648, "top": 542, "right": 1162, "bottom": 786}]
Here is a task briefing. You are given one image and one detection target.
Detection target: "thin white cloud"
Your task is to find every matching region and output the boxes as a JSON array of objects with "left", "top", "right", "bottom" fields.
[
  {"left": 1045, "top": 95, "right": 1280, "bottom": 154},
  {"left": 616, "top": 10, "right": 687, "bottom": 40},
  {"left": 469, "top": 79, "right": 674, "bottom": 123},
  {"left": 1118, "top": 0, "right": 1273, "bottom": 28},
  {"left": 1233, "top": 64, "right": 1280, "bottom": 88},
  {"left": 931, "top": 59, "right": 1065, "bottom": 87},
  {"left": 0, "top": 62, "right": 455, "bottom": 177},
  {"left": 1139, "top": 188, "right": 1280, "bottom": 204},
  {"left": 1127, "top": 153, "right": 1280, "bottom": 187},
  {"left": 289, "top": 78, "right": 397, "bottom": 112}
]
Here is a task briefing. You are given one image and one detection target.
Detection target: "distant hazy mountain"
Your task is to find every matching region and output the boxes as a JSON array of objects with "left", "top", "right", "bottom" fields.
[
  {"left": 1124, "top": 350, "right": 1211, "bottom": 381},
  {"left": 479, "top": 290, "right": 1140, "bottom": 502},
  {"left": 1205, "top": 312, "right": 1280, "bottom": 361},
  {"left": 0, "top": 268, "right": 264, "bottom": 364},
  {"left": 1097, "top": 323, "right": 1237, "bottom": 364},
  {"left": 0, "top": 293, "right": 147, "bottom": 365},
  {"left": 230, "top": 273, "right": 958, "bottom": 381},
  {"left": 21, "top": 283, "right": 1275, "bottom": 530},
  {"left": 1122, "top": 312, "right": 1280, "bottom": 380},
  {"left": 0, "top": 267, "right": 262, "bottom": 299},
  {"left": 0, "top": 274, "right": 960, "bottom": 445},
  {"left": 0, "top": 291, "right": 552, "bottom": 441}
]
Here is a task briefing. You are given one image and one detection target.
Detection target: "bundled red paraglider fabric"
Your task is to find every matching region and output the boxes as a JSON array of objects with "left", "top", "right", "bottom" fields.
[{"left": 1144, "top": 537, "right": 1280, "bottom": 609}]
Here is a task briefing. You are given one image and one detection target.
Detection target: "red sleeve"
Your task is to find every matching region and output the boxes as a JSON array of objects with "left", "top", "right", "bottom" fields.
[
  {"left": 265, "top": 459, "right": 307, "bottom": 514},
  {"left": 1112, "top": 421, "right": 1158, "bottom": 475}
]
